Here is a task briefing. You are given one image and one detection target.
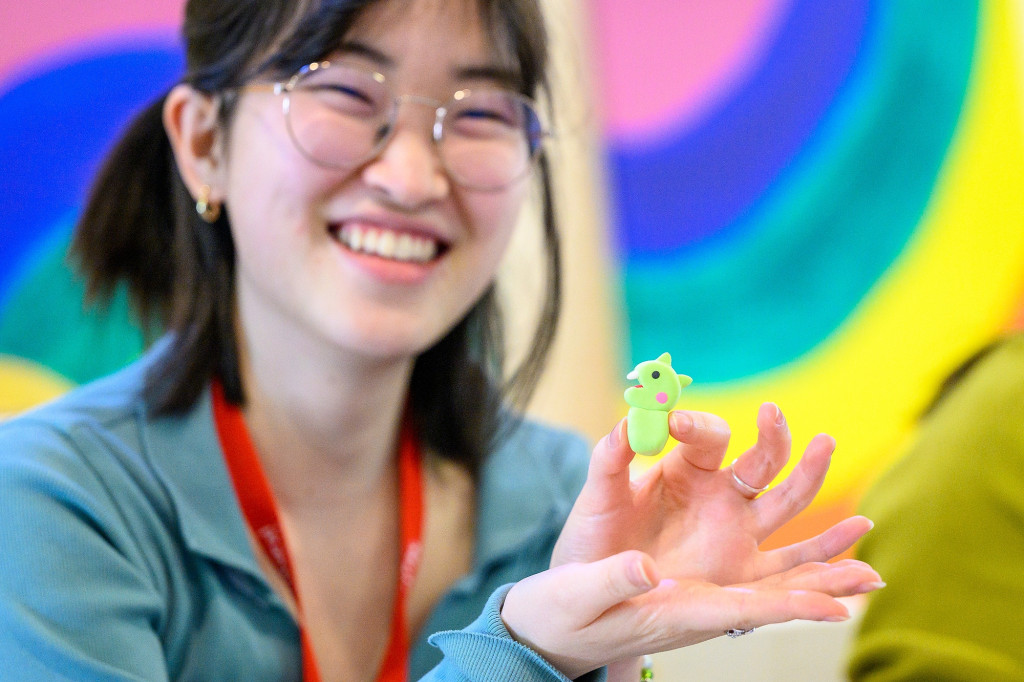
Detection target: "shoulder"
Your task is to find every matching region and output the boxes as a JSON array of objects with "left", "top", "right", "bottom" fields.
[
  {"left": 0, "top": 351, "right": 151, "bottom": 472},
  {"left": 907, "top": 335, "right": 1024, "bottom": 478},
  {"left": 0, "top": 341, "right": 181, "bottom": 555},
  {"left": 485, "top": 416, "right": 592, "bottom": 503},
  {"left": 0, "top": 339, "right": 163, "bottom": 444},
  {"left": 470, "top": 416, "right": 590, "bottom": 564},
  {"left": 858, "top": 336, "right": 1024, "bottom": 529},
  {"left": 930, "top": 334, "right": 1024, "bottom": 426}
]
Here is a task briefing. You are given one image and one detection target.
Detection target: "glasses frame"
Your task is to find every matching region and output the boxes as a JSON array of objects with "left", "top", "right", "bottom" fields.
[{"left": 250, "top": 60, "right": 551, "bottom": 191}]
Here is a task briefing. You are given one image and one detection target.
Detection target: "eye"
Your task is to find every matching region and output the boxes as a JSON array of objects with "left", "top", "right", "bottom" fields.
[
  {"left": 296, "top": 64, "right": 388, "bottom": 118},
  {"left": 651, "top": 371, "right": 660, "bottom": 379},
  {"left": 309, "top": 84, "right": 380, "bottom": 116},
  {"left": 448, "top": 91, "right": 523, "bottom": 135}
]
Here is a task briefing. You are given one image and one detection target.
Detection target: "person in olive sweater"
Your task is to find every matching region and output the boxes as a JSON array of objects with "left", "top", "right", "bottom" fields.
[{"left": 849, "top": 333, "right": 1024, "bottom": 680}]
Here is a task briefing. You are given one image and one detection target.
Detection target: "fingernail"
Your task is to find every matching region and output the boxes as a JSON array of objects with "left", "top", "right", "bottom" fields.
[
  {"left": 671, "top": 411, "right": 692, "bottom": 433},
  {"left": 824, "top": 615, "right": 850, "bottom": 623},
  {"left": 609, "top": 418, "right": 623, "bottom": 448},
  {"left": 773, "top": 404, "right": 785, "bottom": 425},
  {"left": 857, "top": 581, "right": 886, "bottom": 593},
  {"left": 631, "top": 558, "right": 655, "bottom": 589}
]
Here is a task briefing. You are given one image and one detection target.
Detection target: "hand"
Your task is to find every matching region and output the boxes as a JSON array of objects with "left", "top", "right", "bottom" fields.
[
  {"left": 552, "top": 403, "right": 874, "bottom": 586},
  {"left": 502, "top": 549, "right": 876, "bottom": 680}
]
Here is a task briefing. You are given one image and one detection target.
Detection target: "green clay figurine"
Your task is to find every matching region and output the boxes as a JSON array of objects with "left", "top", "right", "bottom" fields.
[{"left": 623, "top": 352, "right": 692, "bottom": 455}]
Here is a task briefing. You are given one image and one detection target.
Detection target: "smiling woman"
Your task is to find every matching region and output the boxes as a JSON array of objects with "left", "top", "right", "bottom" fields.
[{"left": 0, "top": 0, "right": 882, "bottom": 680}]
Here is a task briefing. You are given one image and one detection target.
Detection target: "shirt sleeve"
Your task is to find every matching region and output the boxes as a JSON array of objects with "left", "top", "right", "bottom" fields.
[
  {"left": 423, "top": 584, "right": 607, "bottom": 682},
  {"left": 0, "top": 421, "right": 169, "bottom": 681}
]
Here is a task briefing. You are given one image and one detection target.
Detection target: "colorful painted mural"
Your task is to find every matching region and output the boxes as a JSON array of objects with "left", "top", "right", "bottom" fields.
[
  {"left": 2, "top": 1, "right": 1023, "bottom": 542},
  {"left": 0, "top": 2, "right": 184, "bottom": 414},
  {"left": 587, "top": 0, "right": 1024, "bottom": 536}
]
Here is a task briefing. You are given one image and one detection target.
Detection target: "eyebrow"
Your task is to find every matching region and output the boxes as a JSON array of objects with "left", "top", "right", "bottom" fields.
[{"left": 339, "top": 40, "right": 523, "bottom": 89}]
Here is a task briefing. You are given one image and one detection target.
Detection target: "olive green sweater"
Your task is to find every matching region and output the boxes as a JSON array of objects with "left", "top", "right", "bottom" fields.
[{"left": 849, "top": 335, "right": 1024, "bottom": 680}]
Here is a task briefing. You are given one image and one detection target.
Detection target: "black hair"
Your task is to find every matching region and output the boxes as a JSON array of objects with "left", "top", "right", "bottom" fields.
[{"left": 71, "top": 0, "right": 560, "bottom": 478}]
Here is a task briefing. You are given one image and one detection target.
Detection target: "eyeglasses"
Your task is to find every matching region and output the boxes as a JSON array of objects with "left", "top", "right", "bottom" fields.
[{"left": 252, "top": 60, "right": 549, "bottom": 191}]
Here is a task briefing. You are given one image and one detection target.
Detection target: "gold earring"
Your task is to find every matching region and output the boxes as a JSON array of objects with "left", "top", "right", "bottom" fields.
[{"left": 195, "top": 185, "right": 222, "bottom": 223}]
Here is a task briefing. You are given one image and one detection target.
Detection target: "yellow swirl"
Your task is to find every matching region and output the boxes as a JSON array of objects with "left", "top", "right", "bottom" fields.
[{"left": 0, "top": 355, "right": 73, "bottom": 419}]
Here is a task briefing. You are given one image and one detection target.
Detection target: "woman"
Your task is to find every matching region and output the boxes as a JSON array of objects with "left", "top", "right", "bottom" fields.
[{"left": 0, "top": 0, "right": 881, "bottom": 679}]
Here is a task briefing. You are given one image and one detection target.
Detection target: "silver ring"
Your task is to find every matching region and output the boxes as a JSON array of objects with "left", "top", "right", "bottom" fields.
[
  {"left": 725, "top": 627, "right": 755, "bottom": 638},
  {"left": 730, "top": 459, "right": 770, "bottom": 496}
]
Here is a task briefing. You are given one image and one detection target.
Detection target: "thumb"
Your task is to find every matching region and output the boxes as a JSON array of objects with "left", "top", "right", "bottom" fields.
[
  {"left": 566, "top": 550, "right": 660, "bottom": 620},
  {"left": 501, "top": 551, "right": 660, "bottom": 680}
]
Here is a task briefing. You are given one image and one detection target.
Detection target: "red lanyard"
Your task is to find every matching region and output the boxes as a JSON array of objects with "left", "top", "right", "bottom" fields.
[{"left": 211, "top": 381, "right": 424, "bottom": 682}]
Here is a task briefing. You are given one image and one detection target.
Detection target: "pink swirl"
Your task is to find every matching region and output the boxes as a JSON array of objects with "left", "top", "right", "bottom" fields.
[
  {"left": 587, "top": 0, "right": 793, "bottom": 142},
  {"left": 0, "top": 0, "right": 183, "bottom": 84}
]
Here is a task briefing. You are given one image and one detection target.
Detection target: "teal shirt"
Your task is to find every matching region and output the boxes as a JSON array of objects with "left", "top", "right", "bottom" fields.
[
  {"left": 0, "top": 344, "right": 602, "bottom": 681},
  {"left": 848, "top": 335, "right": 1024, "bottom": 680}
]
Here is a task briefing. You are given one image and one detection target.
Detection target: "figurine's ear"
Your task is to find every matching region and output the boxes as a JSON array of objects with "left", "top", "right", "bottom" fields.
[
  {"left": 657, "top": 352, "right": 672, "bottom": 365},
  {"left": 679, "top": 374, "right": 693, "bottom": 388}
]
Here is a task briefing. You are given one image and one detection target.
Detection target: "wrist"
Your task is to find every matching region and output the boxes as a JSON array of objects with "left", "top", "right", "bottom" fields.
[
  {"left": 501, "top": 582, "right": 594, "bottom": 680},
  {"left": 605, "top": 657, "right": 642, "bottom": 681}
]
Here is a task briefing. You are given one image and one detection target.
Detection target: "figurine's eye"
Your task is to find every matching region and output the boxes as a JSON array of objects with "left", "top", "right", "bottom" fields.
[{"left": 651, "top": 371, "right": 661, "bottom": 379}]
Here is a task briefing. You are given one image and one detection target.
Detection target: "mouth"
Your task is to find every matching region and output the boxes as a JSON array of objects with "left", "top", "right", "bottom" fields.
[{"left": 331, "top": 222, "right": 447, "bottom": 264}]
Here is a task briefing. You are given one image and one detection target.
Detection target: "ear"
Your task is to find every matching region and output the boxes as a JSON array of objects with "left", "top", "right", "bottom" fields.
[{"left": 163, "top": 84, "right": 228, "bottom": 204}]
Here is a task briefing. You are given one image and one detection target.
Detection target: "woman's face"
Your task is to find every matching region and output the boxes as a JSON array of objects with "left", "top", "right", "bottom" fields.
[{"left": 222, "top": 0, "right": 532, "bottom": 361}]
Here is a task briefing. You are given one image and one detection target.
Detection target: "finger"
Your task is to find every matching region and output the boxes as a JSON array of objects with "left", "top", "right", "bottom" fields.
[
  {"left": 501, "top": 552, "right": 662, "bottom": 680},
  {"left": 589, "top": 418, "right": 633, "bottom": 479},
  {"left": 748, "top": 559, "right": 884, "bottom": 597},
  {"left": 665, "top": 410, "right": 732, "bottom": 472},
  {"left": 581, "top": 418, "right": 633, "bottom": 497},
  {"left": 729, "top": 403, "right": 792, "bottom": 496},
  {"left": 752, "top": 432, "right": 836, "bottom": 533},
  {"left": 711, "top": 585, "right": 852, "bottom": 633},
  {"left": 546, "top": 551, "right": 661, "bottom": 625},
  {"left": 582, "top": 550, "right": 661, "bottom": 619},
  {"left": 558, "top": 578, "right": 851, "bottom": 660},
  {"left": 761, "top": 516, "right": 875, "bottom": 572}
]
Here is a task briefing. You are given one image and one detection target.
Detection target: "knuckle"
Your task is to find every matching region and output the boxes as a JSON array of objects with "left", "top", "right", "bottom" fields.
[{"left": 693, "top": 412, "right": 730, "bottom": 440}]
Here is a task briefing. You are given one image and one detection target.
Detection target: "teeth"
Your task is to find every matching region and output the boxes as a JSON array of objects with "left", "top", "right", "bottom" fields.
[
  {"left": 396, "top": 233, "right": 413, "bottom": 260},
  {"left": 337, "top": 224, "right": 438, "bottom": 263}
]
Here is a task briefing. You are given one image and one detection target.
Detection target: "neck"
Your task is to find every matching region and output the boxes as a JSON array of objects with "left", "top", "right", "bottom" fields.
[{"left": 234, "top": 322, "right": 416, "bottom": 511}]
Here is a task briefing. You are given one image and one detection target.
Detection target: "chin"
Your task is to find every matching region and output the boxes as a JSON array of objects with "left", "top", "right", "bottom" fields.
[{"left": 323, "top": 318, "right": 452, "bottom": 362}]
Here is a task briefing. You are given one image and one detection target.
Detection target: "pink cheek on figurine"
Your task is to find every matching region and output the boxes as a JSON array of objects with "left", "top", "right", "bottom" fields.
[{"left": 656, "top": 392, "right": 668, "bottom": 404}]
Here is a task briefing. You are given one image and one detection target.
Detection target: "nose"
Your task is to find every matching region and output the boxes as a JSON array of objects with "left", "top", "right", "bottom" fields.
[{"left": 361, "top": 111, "right": 450, "bottom": 208}]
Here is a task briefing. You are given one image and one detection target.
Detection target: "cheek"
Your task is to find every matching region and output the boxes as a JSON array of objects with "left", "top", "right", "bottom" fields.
[
  {"left": 465, "top": 181, "right": 530, "bottom": 254},
  {"left": 223, "top": 160, "right": 339, "bottom": 269},
  {"left": 223, "top": 104, "right": 339, "bottom": 221}
]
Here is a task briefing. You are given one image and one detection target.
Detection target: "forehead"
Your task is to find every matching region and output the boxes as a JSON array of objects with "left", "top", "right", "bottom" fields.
[{"left": 343, "top": 0, "right": 518, "bottom": 76}]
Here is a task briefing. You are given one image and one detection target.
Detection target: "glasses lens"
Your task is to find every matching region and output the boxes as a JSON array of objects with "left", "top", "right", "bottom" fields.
[
  {"left": 285, "top": 63, "right": 391, "bottom": 169},
  {"left": 440, "top": 90, "right": 544, "bottom": 190}
]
